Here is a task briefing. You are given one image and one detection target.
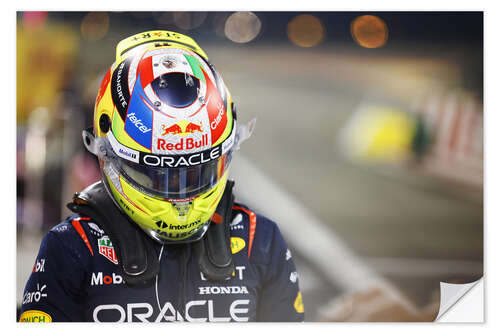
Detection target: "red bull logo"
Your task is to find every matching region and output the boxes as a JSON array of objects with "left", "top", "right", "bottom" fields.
[
  {"left": 161, "top": 121, "right": 203, "bottom": 136},
  {"left": 158, "top": 120, "right": 209, "bottom": 151},
  {"left": 158, "top": 134, "right": 209, "bottom": 151}
]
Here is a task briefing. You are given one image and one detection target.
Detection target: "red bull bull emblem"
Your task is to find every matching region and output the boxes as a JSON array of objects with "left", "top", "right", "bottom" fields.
[
  {"left": 161, "top": 123, "right": 182, "bottom": 135},
  {"left": 161, "top": 121, "right": 203, "bottom": 136},
  {"left": 186, "top": 121, "right": 203, "bottom": 133}
]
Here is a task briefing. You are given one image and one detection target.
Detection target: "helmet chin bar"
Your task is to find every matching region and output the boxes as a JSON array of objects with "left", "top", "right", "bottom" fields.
[
  {"left": 99, "top": 162, "right": 228, "bottom": 245},
  {"left": 99, "top": 170, "right": 209, "bottom": 245},
  {"left": 146, "top": 222, "right": 210, "bottom": 244}
]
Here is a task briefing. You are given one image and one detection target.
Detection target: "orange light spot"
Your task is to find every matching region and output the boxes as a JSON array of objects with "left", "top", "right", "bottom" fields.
[
  {"left": 81, "top": 12, "right": 109, "bottom": 41},
  {"left": 287, "top": 14, "right": 326, "bottom": 48},
  {"left": 351, "top": 15, "right": 388, "bottom": 48}
]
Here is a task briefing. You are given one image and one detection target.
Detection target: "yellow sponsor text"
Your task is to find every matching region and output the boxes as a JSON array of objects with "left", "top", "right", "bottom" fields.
[
  {"left": 230, "top": 237, "right": 246, "bottom": 254},
  {"left": 294, "top": 292, "right": 304, "bottom": 313},
  {"left": 19, "top": 310, "right": 52, "bottom": 322}
]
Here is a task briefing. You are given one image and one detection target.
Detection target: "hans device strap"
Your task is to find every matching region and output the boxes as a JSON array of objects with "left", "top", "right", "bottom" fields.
[
  {"left": 194, "top": 180, "right": 235, "bottom": 281},
  {"left": 67, "top": 181, "right": 159, "bottom": 285},
  {"left": 67, "top": 180, "right": 236, "bottom": 284}
]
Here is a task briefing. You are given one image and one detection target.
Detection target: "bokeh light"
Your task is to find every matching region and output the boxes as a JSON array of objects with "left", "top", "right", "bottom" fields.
[
  {"left": 224, "top": 12, "right": 262, "bottom": 43},
  {"left": 155, "top": 12, "right": 175, "bottom": 26},
  {"left": 351, "top": 15, "right": 388, "bottom": 48},
  {"left": 212, "top": 13, "right": 230, "bottom": 38},
  {"left": 80, "top": 12, "right": 109, "bottom": 41},
  {"left": 22, "top": 12, "right": 47, "bottom": 31},
  {"left": 339, "top": 106, "right": 415, "bottom": 163},
  {"left": 131, "top": 12, "right": 153, "bottom": 20},
  {"left": 173, "top": 12, "right": 207, "bottom": 30},
  {"left": 287, "top": 14, "right": 326, "bottom": 47}
]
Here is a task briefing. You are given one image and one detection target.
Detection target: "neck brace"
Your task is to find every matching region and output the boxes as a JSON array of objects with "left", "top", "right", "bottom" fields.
[{"left": 67, "top": 180, "right": 235, "bottom": 285}]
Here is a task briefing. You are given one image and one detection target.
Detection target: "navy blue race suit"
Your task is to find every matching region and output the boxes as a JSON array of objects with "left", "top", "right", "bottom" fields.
[{"left": 19, "top": 203, "right": 305, "bottom": 322}]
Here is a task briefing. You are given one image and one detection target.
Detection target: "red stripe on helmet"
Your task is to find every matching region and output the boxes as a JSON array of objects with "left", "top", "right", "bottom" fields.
[
  {"left": 201, "top": 67, "right": 227, "bottom": 144},
  {"left": 95, "top": 68, "right": 111, "bottom": 107},
  {"left": 137, "top": 56, "right": 154, "bottom": 88}
]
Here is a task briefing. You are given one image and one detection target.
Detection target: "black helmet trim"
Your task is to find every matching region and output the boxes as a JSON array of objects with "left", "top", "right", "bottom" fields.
[{"left": 111, "top": 58, "right": 133, "bottom": 121}]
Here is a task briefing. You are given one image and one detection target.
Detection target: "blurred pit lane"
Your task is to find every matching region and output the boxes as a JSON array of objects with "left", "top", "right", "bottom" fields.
[
  {"left": 207, "top": 44, "right": 482, "bottom": 318},
  {"left": 16, "top": 13, "right": 483, "bottom": 321}
]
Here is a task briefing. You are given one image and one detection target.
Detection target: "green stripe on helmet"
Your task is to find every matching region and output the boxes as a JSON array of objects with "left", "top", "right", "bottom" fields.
[{"left": 184, "top": 55, "right": 205, "bottom": 83}]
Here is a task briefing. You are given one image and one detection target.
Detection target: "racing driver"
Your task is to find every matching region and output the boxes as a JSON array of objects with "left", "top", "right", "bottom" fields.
[{"left": 19, "top": 30, "right": 304, "bottom": 322}]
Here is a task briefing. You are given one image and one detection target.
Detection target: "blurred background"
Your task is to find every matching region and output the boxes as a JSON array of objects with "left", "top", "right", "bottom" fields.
[{"left": 16, "top": 11, "right": 483, "bottom": 321}]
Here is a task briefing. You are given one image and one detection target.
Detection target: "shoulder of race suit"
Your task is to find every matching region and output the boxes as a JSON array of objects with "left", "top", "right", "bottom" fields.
[{"left": 50, "top": 204, "right": 284, "bottom": 263}]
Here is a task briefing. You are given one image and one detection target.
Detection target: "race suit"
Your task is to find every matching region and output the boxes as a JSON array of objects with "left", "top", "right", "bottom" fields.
[{"left": 19, "top": 203, "right": 305, "bottom": 322}]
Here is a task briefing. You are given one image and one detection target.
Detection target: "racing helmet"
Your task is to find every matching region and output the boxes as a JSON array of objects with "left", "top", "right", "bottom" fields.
[{"left": 83, "top": 31, "right": 253, "bottom": 244}]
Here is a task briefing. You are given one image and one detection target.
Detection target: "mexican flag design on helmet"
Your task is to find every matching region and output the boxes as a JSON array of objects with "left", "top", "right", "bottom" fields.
[{"left": 83, "top": 30, "right": 254, "bottom": 243}]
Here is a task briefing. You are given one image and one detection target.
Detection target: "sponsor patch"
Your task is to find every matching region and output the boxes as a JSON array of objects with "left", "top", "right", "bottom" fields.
[
  {"left": 107, "top": 132, "right": 140, "bottom": 163},
  {"left": 230, "top": 237, "right": 246, "bottom": 254},
  {"left": 111, "top": 58, "right": 131, "bottom": 120},
  {"left": 153, "top": 218, "right": 204, "bottom": 241},
  {"left": 157, "top": 135, "right": 209, "bottom": 152},
  {"left": 124, "top": 73, "right": 153, "bottom": 149},
  {"left": 206, "top": 88, "right": 225, "bottom": 130},
  {"left": 19, "top": 310, "right": 52, "bottom": 323},
  {"left": 198, "top": 285, "right": 249, "bottom": 295},
  {"left": 98, "top": 236, "right": 118, "bottom": 265},
  {"left": 202, "top": 67, "right": 227, "bottom": 144},
  {"left": 141, "top": 145, "right": 222, "bottom": 168},
  {"left": 54, "top": 225, "right": 68, "bottom": 232},
  {"left": 286, "top": 248, "right": 292, "bottom": 261},
  {"left": 93, "top": 299, "right": 250, "bottom": 322},
  {"left": 201, "top": 266, "right": 246, "bottom": 281},
  {"left": 230, "top": 214, "right": 243, "bottom": 230},
  {"left": 91, "top": 272, "right": 124, "bottom": 286},
  {"left": 32, "top": 259, "right": 45, "bottom": 273},
  {"left": 22, "top": 284, "right": 47, "bottom": 305},
  {"left": 290, "top": 271, "right": 298, "bottom": 283},
  {"left": 88, "top": 222, "right": 104, "bottom": 236},
  {"left": 106, "top": 129, "right": 233, "bottom": 168},
  {"left": 221, "top": 129, "right": 234, "bottom": 154},
  {"left": 294, "top": 292, "right": 304, "bottom": 313}
]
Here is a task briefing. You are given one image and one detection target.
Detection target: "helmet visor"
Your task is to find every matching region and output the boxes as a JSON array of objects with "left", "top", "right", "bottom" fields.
[
  {"left": 99, "top": 136, "right": 232, "bottom": 200},
  {"left": 121, "top": 151, "right": 231, "bottom": 199}
]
